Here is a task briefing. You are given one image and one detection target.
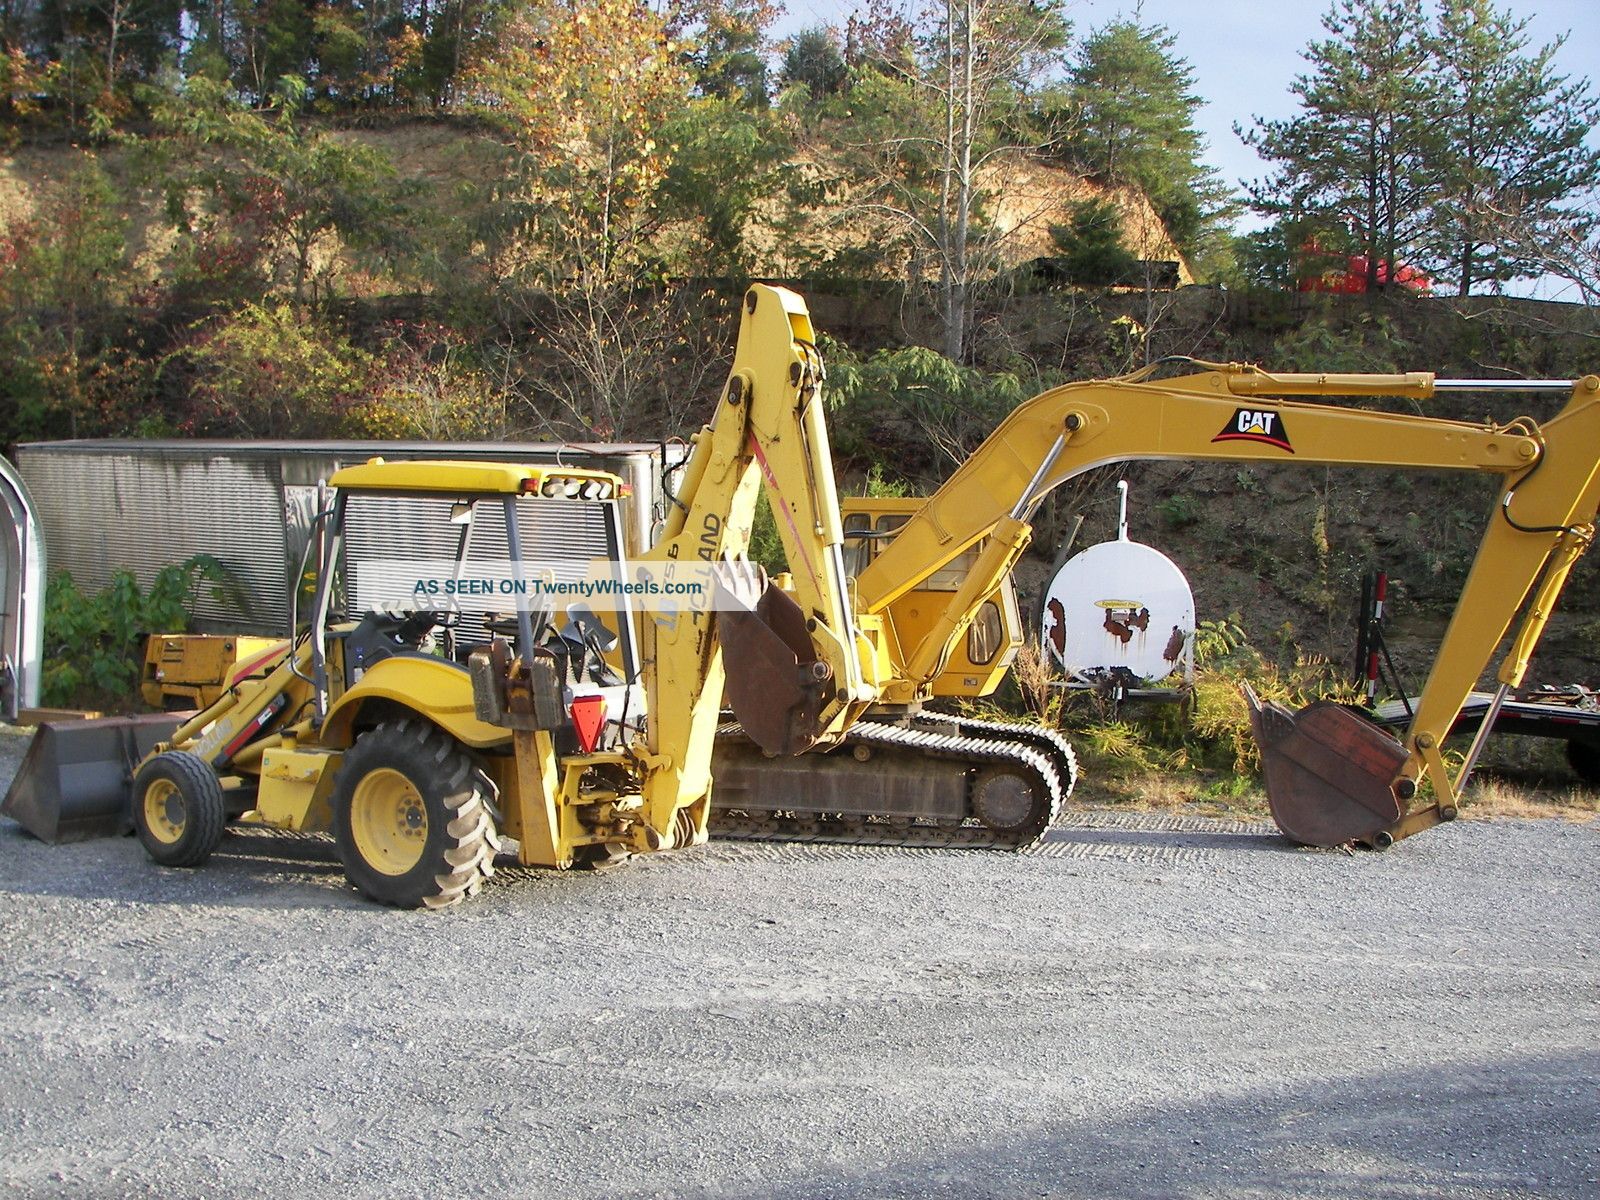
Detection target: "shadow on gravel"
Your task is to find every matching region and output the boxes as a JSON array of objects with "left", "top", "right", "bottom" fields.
[
  {"left": 713, "top": 1050, "right": 1600, "bottom": 1200},
  {"left": 0, "top": 821, "right": 364, "bottom": 909},
  {"left": 1034, "top": 826, "right": 1293, "bottom": 856}
]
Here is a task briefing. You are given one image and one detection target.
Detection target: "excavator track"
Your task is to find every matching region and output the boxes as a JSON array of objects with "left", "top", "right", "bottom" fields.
[
  {"left": 709, "top": 718, "right": 1069, "bottom": 849},
  {"left": 909, "top": 712, "right": 1079, "bottom": 803}
]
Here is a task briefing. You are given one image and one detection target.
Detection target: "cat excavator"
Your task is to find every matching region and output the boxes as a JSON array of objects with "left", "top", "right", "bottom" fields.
[
  {"left": 6, "top": 283, "right": 1600, "bottom": 905},
  {"left": 703, "top": 287, "right": 1600, "bottom": 852}
]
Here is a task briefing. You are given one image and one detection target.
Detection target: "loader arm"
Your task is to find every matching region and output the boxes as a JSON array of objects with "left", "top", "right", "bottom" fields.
[{"left": 854, "top": 361, "right": 1600, "bottom": 845}]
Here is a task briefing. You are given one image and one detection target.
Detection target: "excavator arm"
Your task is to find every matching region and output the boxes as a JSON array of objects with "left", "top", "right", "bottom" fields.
[{"left": 854, "top": 361, "right": 1600, "bottom": 846}]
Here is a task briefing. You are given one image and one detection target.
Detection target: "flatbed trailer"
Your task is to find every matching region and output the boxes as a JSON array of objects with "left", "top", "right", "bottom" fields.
[{"left": 1371, "top": 689, "right": 1600, "bottom": 785}]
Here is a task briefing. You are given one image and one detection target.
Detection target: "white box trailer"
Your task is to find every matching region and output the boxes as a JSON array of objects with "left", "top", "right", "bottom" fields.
[{"left": 15, "top": 440, "right": 680, "bottom": 638}]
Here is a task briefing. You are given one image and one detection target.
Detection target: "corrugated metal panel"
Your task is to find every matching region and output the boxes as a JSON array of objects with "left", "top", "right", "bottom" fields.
[
  {"left": 18, "top": 450, "right": 288, "bottom": 632},
  {"left": 15, "top": 440, "right": 676, "bottom": 639},
  {"left": 21, "top": 439, "right": 674, "bottom": 556}
]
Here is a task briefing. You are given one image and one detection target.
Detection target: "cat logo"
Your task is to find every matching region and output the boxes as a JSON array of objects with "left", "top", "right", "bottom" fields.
[{"left": 1213, "top": 407, "right": 1294, "bottom": 453}]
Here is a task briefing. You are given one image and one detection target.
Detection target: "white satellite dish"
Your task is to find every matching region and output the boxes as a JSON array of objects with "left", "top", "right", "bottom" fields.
[{"left": 1041, "top": 481, "right": 1195, "bottom": 685}]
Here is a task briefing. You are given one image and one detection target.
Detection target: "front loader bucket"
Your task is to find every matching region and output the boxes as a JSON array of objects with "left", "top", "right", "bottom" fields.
[
  {"left": 1245, "top": 687, "right": 1407, "bottom": 848},
  {"left": 1, "top": 714, "right": 183, "bottom": 843},
  {"left": 717, "top": 571, "right": 830, "bottom": 757}
]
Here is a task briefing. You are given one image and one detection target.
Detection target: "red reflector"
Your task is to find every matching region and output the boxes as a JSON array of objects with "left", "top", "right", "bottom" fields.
[{"left": 570, "top": 694, "right": 607, "bottom": 754}]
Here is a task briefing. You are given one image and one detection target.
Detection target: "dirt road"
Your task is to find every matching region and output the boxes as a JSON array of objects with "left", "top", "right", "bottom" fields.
[{"left": 1, "top": 722, "right": 1596, "bottom": 1198}]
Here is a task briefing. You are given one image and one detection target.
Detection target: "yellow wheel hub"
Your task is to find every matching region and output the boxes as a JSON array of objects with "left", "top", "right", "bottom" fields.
[
  {"left": 349, "top": 768, "right": 429, "bottom": 876},
  {"left": 143, "top": 778, "right": 186, "bottom": 845}
]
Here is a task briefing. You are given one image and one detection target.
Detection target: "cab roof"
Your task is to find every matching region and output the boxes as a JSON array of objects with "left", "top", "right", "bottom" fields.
[{"left": 327, "top": 458, "right": 623, "bottom": 496}]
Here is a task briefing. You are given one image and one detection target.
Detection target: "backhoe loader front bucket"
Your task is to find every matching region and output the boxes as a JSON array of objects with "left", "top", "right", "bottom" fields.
[
  {"left": 1245, "top": 687, "right": 1407, "bottom": 847},
  {"left": 1, "top": 715, "right": 183, "bottom": 843},
  {"left": 717, "top": 571, "right": 830, "bottom": 757}
]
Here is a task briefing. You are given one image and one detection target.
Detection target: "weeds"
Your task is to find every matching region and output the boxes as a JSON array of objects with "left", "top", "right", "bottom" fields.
[{"left": 981, "top": 617, "right": 1361, "bottom": 807}]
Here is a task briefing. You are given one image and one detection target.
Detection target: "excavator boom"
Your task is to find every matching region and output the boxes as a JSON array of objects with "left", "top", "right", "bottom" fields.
[{"left": 847, "top": 359, "right": 1600, "bottom": 847}]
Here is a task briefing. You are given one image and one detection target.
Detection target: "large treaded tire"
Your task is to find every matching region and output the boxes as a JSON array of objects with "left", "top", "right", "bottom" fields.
[
  {"left": 1565, "top": 739, "right": 1600, "bottom": 786},
  {"left": 332, "top": 718, "right": 498, "bottom": 910},
  {"left": 132, "top": 750, "right": 227, "bottom": 868}
]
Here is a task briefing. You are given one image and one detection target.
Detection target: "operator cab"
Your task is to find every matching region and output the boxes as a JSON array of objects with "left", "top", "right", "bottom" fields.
[
  {"left": 841, "top": 496, "right": 1021, "bottom": 697},
  {"left": 301, "top": 459, "right": 643, "bottom": 753}
]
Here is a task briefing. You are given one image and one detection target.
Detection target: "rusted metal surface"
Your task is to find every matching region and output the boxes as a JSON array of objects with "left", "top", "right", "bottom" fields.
[
  {"left": 718, "top": 583, "right": 829, "bottom": 756},
  {"left": 1, "top": 714, "right": 184, "bottom": 842},
  {"left": 713, "top": 739, "right": 968, "bottom": 818},
  {"left": 1247, "top": 688, "right": 1406, "bottom": 847}
]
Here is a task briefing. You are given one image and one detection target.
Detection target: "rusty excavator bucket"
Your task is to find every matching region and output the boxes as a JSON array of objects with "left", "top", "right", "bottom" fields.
[
  {"left": 715, "top": 561, "right": 831, "bottom": 757},
  {"left": 1, "top": 714, "right": 183, "bottom": 843},
  {"left": 1244, "top": 686, "right": 1408, "bottom": 848}
]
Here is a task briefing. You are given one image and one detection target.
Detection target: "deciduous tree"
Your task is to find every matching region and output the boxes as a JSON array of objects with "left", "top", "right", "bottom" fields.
[{"left": 842, "top": 0, "right": 1069, "bottom": 360}]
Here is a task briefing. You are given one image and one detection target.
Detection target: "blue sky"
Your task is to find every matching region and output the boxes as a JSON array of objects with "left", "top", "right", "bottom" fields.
[{"left": 772, "top": 0, "right": 1600, "bottom": 294}]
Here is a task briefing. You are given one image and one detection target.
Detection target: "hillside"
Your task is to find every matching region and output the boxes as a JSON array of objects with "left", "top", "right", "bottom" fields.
[
  {"left": 4, "top": 126, "right": 1600, "bottom": 697},
  {"left": 0, "top": 124, "right": 1189, "bottom": 293}
]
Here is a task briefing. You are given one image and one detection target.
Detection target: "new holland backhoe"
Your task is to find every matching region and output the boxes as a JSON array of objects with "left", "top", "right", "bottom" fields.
[{"left": 6, "top": 283, "right": 1600, "bottom": 907}]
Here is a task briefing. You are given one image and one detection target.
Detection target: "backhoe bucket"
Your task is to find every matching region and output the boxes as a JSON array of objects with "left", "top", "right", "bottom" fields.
[
  {"left": 1245, "top": 687, "right": 1407, "bottom": 847},
  {"left": 717, "top": 567, "right": 830, "bottom": 757},
  {"left": 1, "top": 714, "right": 183, "bottom": 843}
]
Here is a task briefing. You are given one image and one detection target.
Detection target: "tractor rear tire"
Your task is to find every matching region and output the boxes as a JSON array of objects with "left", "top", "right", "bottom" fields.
[
  {"left": 132, "top": 751, "right": 228, "bottom": 868},
  {"left": 1565, "top": 739, "right": 1600, "bottom": 787},
  {"left": 332, "top": 718, "right": 498, "bottom": 910}
]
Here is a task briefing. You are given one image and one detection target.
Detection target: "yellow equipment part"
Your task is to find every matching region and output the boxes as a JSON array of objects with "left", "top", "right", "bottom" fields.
[
  {"left": 842, "top": 497, "right": 1022, "bottom": 699},
  {"left": 321, "top": 656, "right": 509, "bottom": 750},
  {"left": 326, "top": 458, "right": 622, "bottom": 497},
  {"left": 141, "top": 634, "right": 286, "bottom": 710},
  {"left": 249, "top": 746, "right": 341, "bottom": 833}
]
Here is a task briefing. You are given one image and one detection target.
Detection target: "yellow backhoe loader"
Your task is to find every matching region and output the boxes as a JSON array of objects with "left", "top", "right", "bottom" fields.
[{"left": 5, "top": 284, "right": 1600, "bottom": 907}]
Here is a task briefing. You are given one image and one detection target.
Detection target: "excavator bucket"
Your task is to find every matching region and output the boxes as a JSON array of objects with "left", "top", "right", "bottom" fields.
[
  {"left": 716, "top": 565, "right": 830, "bottom": 757},
  {"left": 1245, "top": 686, "right": 1407, "bottom": 848},
  {"left": 1, "top": 714, "right": 182, "bottom": 843}
]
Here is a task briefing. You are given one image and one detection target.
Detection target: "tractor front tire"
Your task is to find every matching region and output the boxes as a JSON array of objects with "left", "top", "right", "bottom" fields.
[
  {"left": 132, "top": 751, "right": 227, "bottom": 868},
  {"left": 332, "top": 718, "right": 498, "bottom": 910}
]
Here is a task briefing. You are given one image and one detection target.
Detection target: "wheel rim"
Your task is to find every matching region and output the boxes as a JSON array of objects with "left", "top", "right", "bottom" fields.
[
  {"left": 143, "top": 778, "right": 186, "bottom": 845},
  {"left": 349, "top": 768, "right": 429, "bottom": 876}
]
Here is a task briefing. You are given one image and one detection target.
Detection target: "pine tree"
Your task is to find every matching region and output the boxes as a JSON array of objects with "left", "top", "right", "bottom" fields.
[
  {"left": 1425, "top": 0, "right": 1600, "bottom": 295},
  {"left": 1063, "top": 17, "right": 1229, "bottom": 263},
  {"left": 1242, "top": 0, "right": 1439, "bottom": 293},
  {"left": 780, "top": 25, "right": 847, "bottom": 103}
]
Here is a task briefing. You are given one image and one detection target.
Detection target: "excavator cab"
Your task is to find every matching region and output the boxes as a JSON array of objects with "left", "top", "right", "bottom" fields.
[{"left": 842, "top": 498, "right": 1022, "bottom": 699}]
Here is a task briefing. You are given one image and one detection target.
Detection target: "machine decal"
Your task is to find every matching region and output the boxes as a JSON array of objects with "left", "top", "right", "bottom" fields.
[{"left": 1213, "top": 408, "right": 1294, "bottom": 452}]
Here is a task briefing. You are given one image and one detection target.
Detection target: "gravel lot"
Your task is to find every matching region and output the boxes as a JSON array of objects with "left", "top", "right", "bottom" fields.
[{"left": 1, "top": 720, "right": 1596, "bottom": 1199}]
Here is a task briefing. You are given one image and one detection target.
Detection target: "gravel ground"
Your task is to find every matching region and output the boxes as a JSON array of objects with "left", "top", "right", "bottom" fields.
[{"left": 0, "top": 721, "right": 1596, "bottom": 1200}]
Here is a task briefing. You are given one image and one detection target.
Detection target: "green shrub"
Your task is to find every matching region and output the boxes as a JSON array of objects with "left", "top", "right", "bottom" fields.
[{"left": 42, "top": 555, "right": 246, "bottom": 708}]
